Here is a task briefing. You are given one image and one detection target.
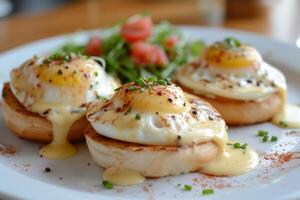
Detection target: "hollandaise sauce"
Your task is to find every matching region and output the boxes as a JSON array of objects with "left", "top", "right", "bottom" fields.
[
  {"left": 103, "top": 167, "right": 145, "bottom": 186},
  {"left": 272, "top": 104, "right": 300, "bottom": 128},
  {"left": 30, "top": 103, "right": 84, "bottom": 159},
  {"left": 271, "top": 86, "right": 300, "bottom": 128},
  {"left": 39, "top": 111, "right": 82, "bottom": 159},
  {"left": 199, "top": 141, "right": 259, "bottom": 176}
]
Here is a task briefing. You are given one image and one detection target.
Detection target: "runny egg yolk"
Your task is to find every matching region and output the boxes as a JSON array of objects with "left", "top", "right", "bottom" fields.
[
  {"left": 38, "top": 62, "right": 86, "bottom": 87},
  {"left": 203, "top": 44, "right": 262, "bottom": 69},
  {"left": 114, "top": 82, "right": 189, "bottom": 114}
]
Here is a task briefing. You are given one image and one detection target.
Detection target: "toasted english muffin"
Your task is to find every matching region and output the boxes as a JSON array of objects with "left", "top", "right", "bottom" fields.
[
  {"left": 177, "top": 82, "right": 282, "bottom": 125},
  {"left": 84, "top": 124, "right": 219, "bottom": 178},
  {"left": 2, "top": 83, "right": 88, "bottom": 143}
]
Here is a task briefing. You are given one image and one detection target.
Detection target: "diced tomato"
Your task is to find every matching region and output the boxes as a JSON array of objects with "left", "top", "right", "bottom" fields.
[
  {"left": 85, "top": 37, "right": 101, "bottom": 56},
  {"left": 131, "top": 42, "right": 169, "bottom": 66},
  {"left": 164, "top": 35, "right": 180, "bottom": 48},
  {"left": 121, "top": 15, "right": 153, "bottom": 43}
]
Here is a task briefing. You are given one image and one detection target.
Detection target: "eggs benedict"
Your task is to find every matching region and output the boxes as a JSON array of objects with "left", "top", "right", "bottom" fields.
[
  {"left": 85, "top": 77, "right": 258, "bottom": 186},
  {"left": 2, "top": 52, "right": 118, "bottom": 159},
  {"left": 175, "top": 37, "right": 287, "bottom": 125}
]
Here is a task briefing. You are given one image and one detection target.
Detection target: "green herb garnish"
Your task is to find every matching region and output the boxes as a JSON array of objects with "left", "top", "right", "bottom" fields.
[
  {"left": 135, "top": 77, "right": 147, "bottom": 87},
  {"left": 183, "top": 184, "right": 192, "bottom": 191},
  {"left": 148, "top": 76, "right": 157, "bottom": 82},
  {"left": 102, "top": 180, "right": 113, "bottom": 189},
  {"left": 233, "top": 143, "right": 241, "bottom": 148},
  {"left": 44, "top": 51, "right": 72, "bottom": 64},
  {"left": 190, "top": 40, "right": 205, "bottom": 56},
  {"left": 135, "top": 114, "right": 141, "bottom": 120},
  {"left": 271, "top": 136, "right": 278, "bottom": 142},
  {"left": 257, "top": 130, "right": 268, "bottom": 137},
  {"left": 262, "top": 135, "right": 269, "bottom": 142},
  {"left": 279, "top": 121, "right": 288, "bottom": 128},
  {"left": 229, "top": 142, "right": 248, "bottom": 150},
  {"left": 202, "top": 189, "right": 214, "bottom": 195},
  {"left": 96, "top": 95, "right": 107, "bottom": 101},
  {"left": 2, "top": 91, "right": 7, "bottom": 98},
  {"left": 93, "top": 71, "right": 98, "bottom": 77},
  {"left": 114, "top": 87, "right": 121, "bottom": 92},
  {"left": 128, "top": 85, "right": 137, "bottom": 91},
  {"left": 257, "top": 130, "right": 278, "bottom": 143},
  {"left": 223, "top": 37, "right": 241, "bottom": 49},
  {"left": 240, "top": 143, "right": 248, "bottom": 149}
]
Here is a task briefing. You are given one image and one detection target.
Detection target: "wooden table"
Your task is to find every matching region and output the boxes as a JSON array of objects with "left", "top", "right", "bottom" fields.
[{"left": 0, "top": 0, "right": 299, "bottom": 52}]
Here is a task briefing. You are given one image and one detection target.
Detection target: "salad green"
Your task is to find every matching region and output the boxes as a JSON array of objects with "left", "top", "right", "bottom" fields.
[{"left": 57, "top": 14, "right": 205, "bottom": 83}]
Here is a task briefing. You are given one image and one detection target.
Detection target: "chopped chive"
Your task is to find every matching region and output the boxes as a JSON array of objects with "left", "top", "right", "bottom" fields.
[
  {"left": 157, "top": 79, "right": 167, "bottom": 86},
  {"left": 2, "top": 91, "right": 7, "bottom": 98},
  {"left": 271, "top": 136, "right": 278, "bottom": 142},
  {"left": 135, "top": 114, "right": 141, "bottom": 120},
  {"left": 114, "top": 87, "right": 121, "bottom": 91},
  {"left": 224, "top": 37, "right": 241, "bottom": 49},
  {"left": 136, "top": 77, "right": 146, "bottom": 87},
  {"left": 233, "top": 143, "right": 241, "bottom": 148},
  {"left": 93, "top": 71, "right": 98, "bottom": 77},
  {"left": 229, "top": 142, "right": 247, "bottom": 150},
  {"left": 202, "top": 188, "right": 214, "bottom": 195},
  {"left": 262, "top": 135, "right": 269, "bottom": 142},
  {"left": 183, "top": 184, "right": 192, "bottom": 191},
  {"left": 96, "top": 95, "right": 107, "bottom": 101},
  {"left": 128, "top": 85, "right": 137, "bottom": 91},
  {"left": 148, "top": 77, "right": 157, "bottom": 82},
  {"left": 102, "top": 180, "right": 113, "bottom": 189},
  {"left": 279, "top": 121, "right": 288, "bottom": 128},
  {"left": 257, "top": 130, "right": 268, "bottom": 137},
  {"left": 240, "top": 143, "right": 248, "bottom": 149}
]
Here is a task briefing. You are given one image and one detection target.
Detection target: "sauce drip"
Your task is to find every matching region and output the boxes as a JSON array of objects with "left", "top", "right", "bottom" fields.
[
  {"left": 103, "top": 167, "right": 145, "bottom": 186},
  {"left": 39, "top": 110, "right": 82, "bottom": 159},
  {"left": 199, "top": 141, "right": 259, "bottom": 176},
  {"left": 31, "top": 103, "right": 84, "bottom": 159},
  {"left": 272, "top": 104, "right": 300, "bottom": 128}
]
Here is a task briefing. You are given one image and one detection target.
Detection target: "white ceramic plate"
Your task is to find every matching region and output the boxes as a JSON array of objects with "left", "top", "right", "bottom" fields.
[{"left": 0, "top": 27, "right": 300, "bottom": 200}]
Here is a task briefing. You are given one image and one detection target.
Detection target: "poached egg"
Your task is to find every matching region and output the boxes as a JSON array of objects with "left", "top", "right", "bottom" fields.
[
  {"left": 10, "top": 53, "right": 118, "bottom": 159},
  {"left": 176, "top": 37, "right": 287, "bottom": 102}
]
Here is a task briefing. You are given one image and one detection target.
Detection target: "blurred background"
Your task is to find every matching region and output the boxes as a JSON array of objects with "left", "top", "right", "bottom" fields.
[{"left": 0, "top": 0, "right": 299, "bottom": 52}]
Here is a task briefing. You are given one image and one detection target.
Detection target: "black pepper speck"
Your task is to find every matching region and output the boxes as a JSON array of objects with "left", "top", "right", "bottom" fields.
[
  {"left": 44, "top": 167, "right": 51, "bottom": 173},
  {"left": 57, "top": 69, "right": 63, "bottom": 75}
]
